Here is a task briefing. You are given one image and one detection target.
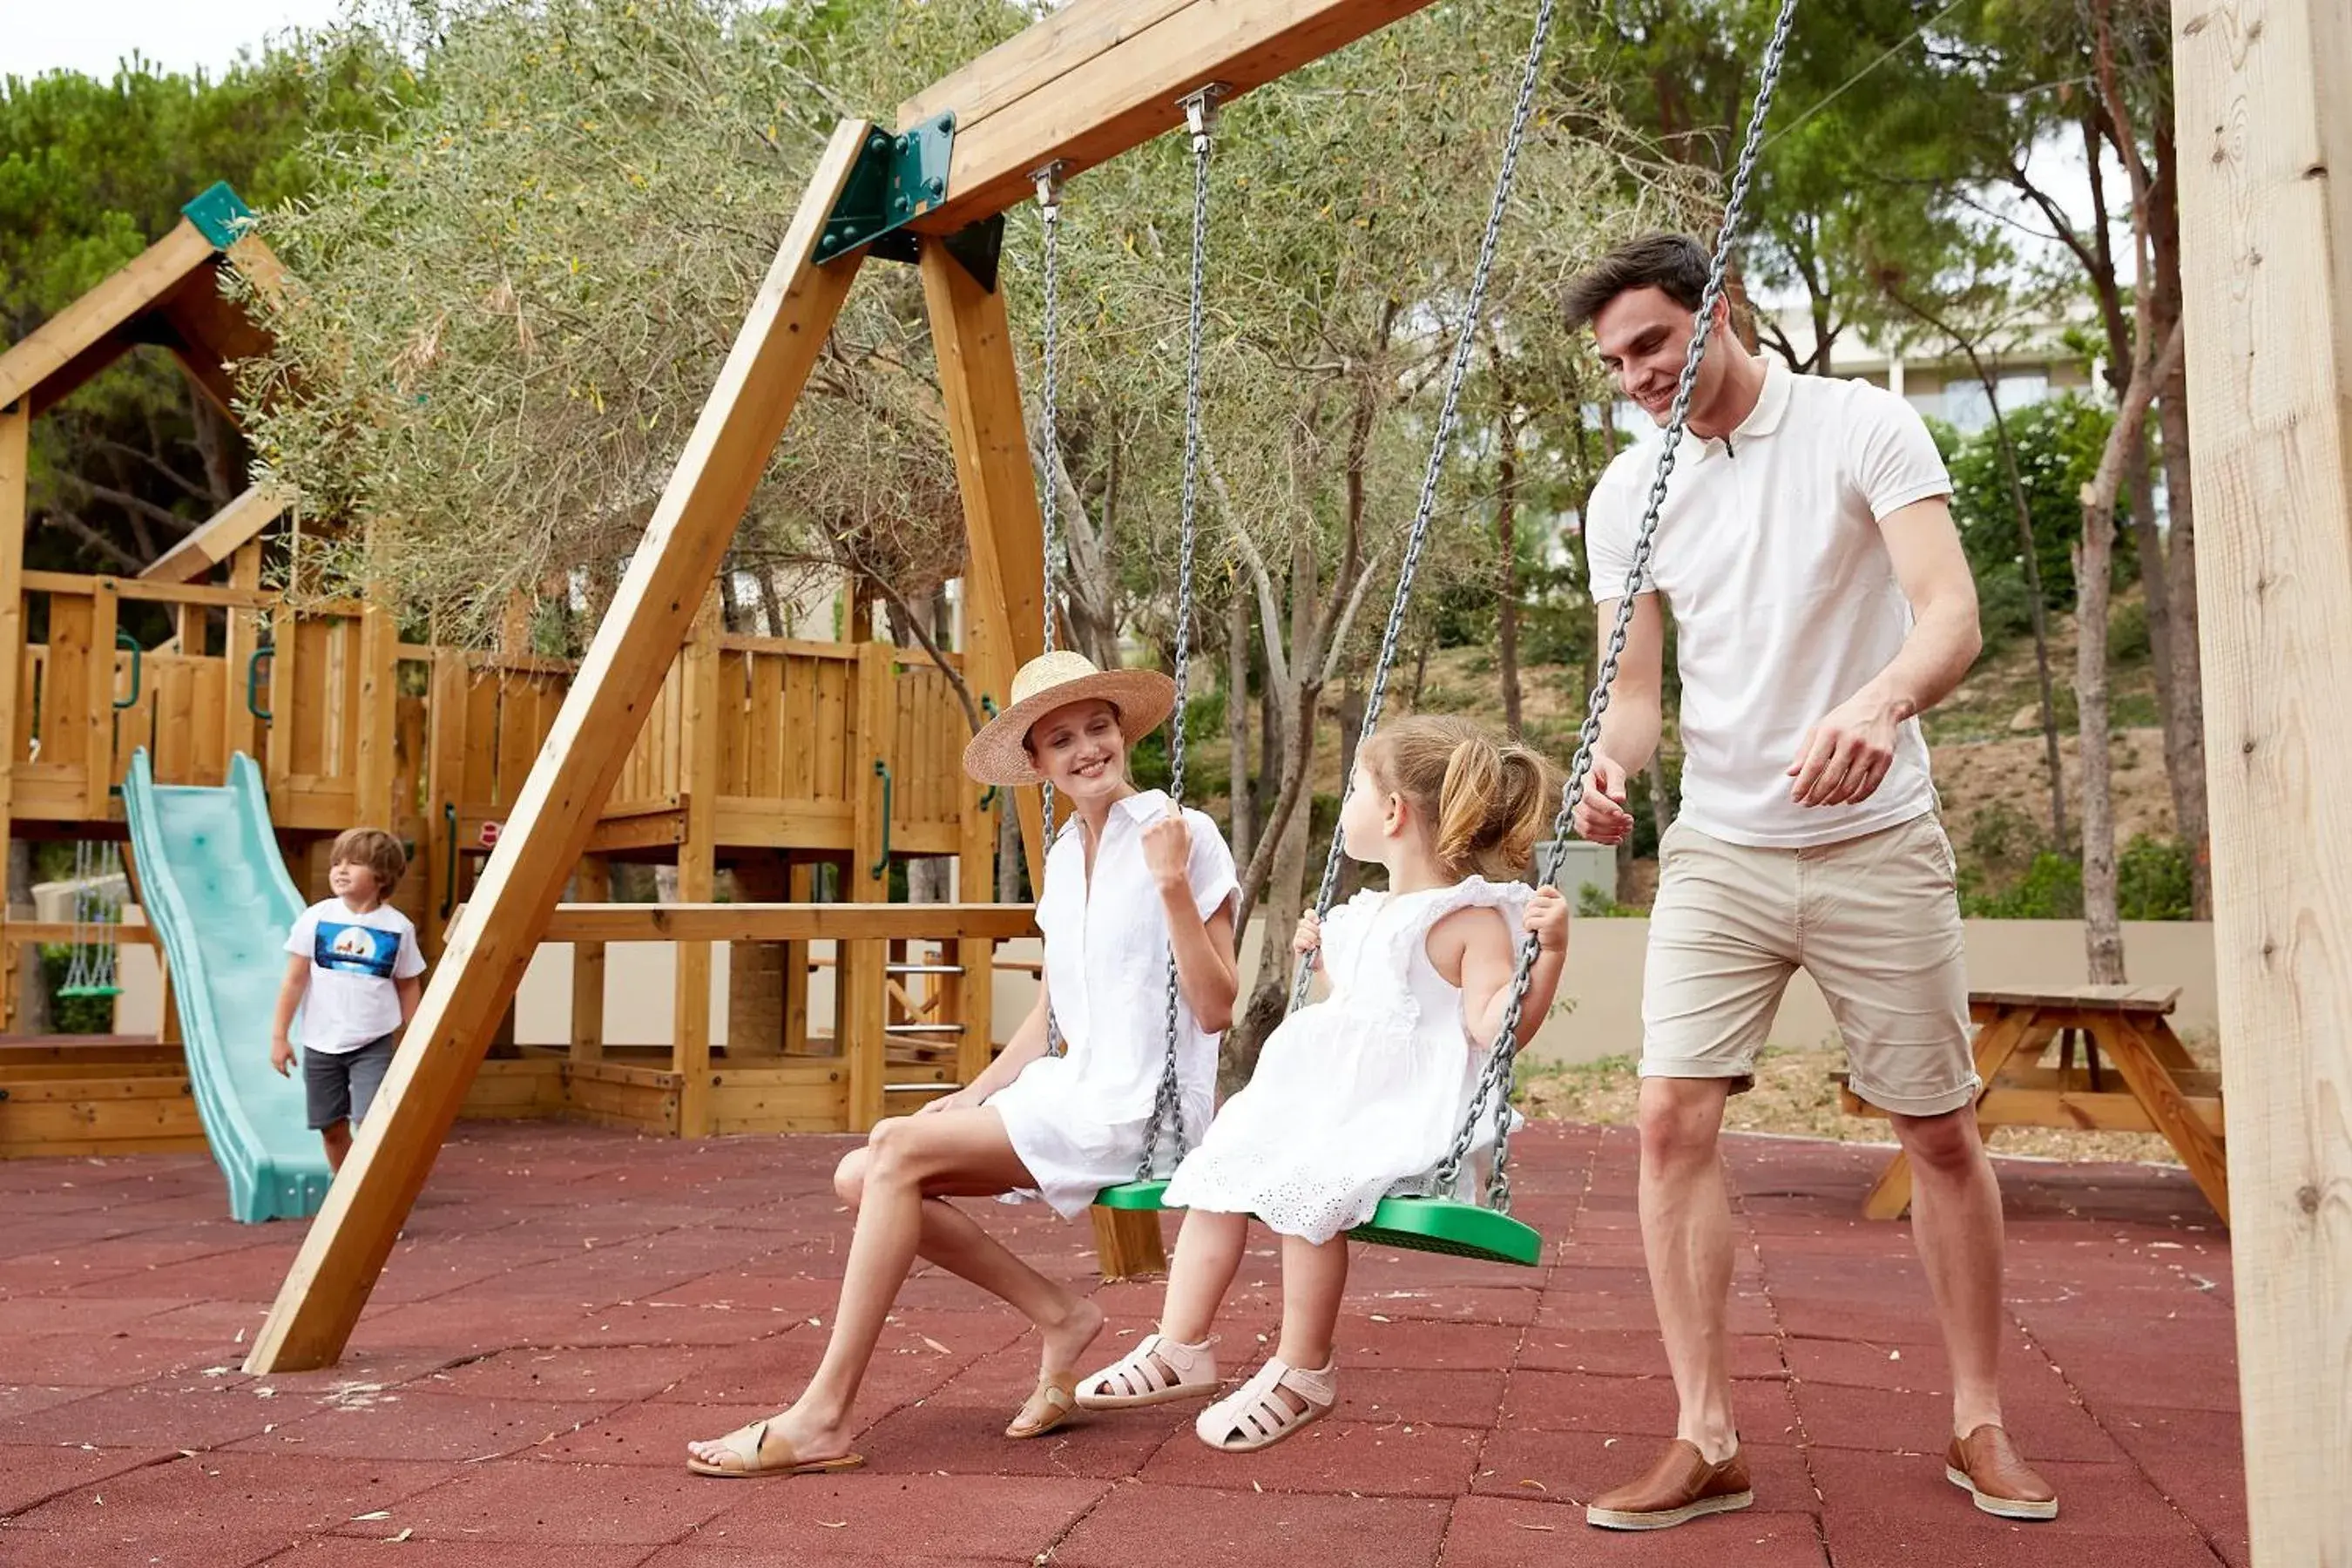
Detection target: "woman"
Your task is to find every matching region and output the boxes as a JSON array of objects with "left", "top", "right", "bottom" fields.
[{"left": 687, "top": 650, "right": 1240, "bottom": 1477}]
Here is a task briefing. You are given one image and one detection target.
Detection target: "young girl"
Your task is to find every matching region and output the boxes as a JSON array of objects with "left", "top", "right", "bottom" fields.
[
  {"left": 686, "top": 650, "right": 1239, "bottom": 1477},
  {"left": 1074, "top": 715, "right": 1570, "bottom": 1452}
]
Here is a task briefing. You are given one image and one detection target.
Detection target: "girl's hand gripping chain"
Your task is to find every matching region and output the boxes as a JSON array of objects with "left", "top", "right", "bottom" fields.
[
  {"left": 1292, "top": 909, "right": 1323, "bottom": 970},
  {"left": 1524, "top": 885, "right": 1570, "bottom": 952}
]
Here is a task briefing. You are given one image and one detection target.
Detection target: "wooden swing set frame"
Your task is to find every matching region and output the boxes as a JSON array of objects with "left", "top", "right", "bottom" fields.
[{"left": 233, "top": 1, "right": 2348, "bottom": 1558}]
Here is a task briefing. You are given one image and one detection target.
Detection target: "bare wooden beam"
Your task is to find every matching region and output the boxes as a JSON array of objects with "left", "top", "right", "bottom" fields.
[
  {"left": 919, "top": 244, "right": 1049, "bottom": 887},
  {"left": 900, "top": 0, "right": 1437, "bottom": 232},
  {"left": 242, "top": 119, "right": 876, "bottom": 1375},
  {"left": 540, "top": 902, "right": 1040, "bottom": 944},
  {"left": 2173, "top": 0, "right": 2352, "bottom": 1558},
  {"left": 140, "top": 483, "right": 294, "bottom": 584},
  {"left": 0, "top": 221, "right": 217, "bottom": 416}
]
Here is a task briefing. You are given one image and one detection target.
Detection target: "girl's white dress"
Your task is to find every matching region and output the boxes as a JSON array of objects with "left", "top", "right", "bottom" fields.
[
  {"left": 1163, "top": 876, "right": 1531, "bottom": 1244},
  {"left": 987, "top": 789, "right": 1238, "bottom": 1219}
]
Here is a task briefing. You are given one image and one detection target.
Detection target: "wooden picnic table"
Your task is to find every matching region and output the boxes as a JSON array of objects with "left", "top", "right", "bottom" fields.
[{"left": 1838, "top": 983, "right": 2228, "bottom": 1225}]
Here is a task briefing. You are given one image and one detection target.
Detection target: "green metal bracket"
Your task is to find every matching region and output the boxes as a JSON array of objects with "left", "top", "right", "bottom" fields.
[
  {"left": 869, "top": 759, "right": 894, "bottom": 880},
  {"left": 180, "top": 182, "right": 256, "bottom": 250},
  {"left": 814, "top": 114, "right": 956, "bottom": 266},
  {"left": 112, "top": 629, "right": 143, "bottom": 711}
]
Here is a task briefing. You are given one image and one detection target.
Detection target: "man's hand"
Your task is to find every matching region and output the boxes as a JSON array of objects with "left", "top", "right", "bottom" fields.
[
  {"left": 270, "top": 1036, "right": 295, "bottom": 1078},
  {"left": 1573, "top": 752, "right": 1637, "bottom": 845},
  {"left": 1788, "top": 690, "right": 1903, "bottom": 807}
]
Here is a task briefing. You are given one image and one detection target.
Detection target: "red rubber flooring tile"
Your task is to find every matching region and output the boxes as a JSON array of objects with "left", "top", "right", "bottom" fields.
[
  {"left": 0, "top": 1443, "right": 178, "bottom": 1516},
  {"left": 1139, "top": 1416, "right": 1484, "bottom": 1497},
  {"left": 223, "top": 1391, "right": 626, "bottom": 1462},
  {"left": 1051, "top": 1483, "right": 1450, "bottom": 1568},
  {"left": 322, "top": 1459, "right": 736, "bottom": 1546},
  {"left": 11, "top": 1451, "right": 459, "bottom": 1534},
  {"left": 1504, "top": 1370, "right": 1802, "bottom": 1443},
  {"left": 698, "top": 1471, "right": 1109, "bottom": 1560},
  {"left": 1439, "top": 1495, "right": 1829, "bottom": 1566},
  {"left": 0, "top": 1121, "right": 2253, "bottom": 1566}
]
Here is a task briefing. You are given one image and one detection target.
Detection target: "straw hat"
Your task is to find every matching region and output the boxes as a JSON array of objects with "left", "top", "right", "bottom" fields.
[{"left": 963, "top": 650, "right": 1177, "bottom": 787}]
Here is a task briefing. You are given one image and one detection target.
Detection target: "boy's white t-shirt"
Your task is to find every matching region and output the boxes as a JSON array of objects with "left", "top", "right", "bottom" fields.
[
  {"left": 1585, "top": 357, "right": 1952, "bottom": 849},
  {"left": 284, "top": 897, "right": 427, "bottom": 1053}
]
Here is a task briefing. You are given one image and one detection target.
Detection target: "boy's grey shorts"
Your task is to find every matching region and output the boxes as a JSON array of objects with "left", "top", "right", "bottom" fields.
[{"left": 303, "top": 1036, "right": 397, "bottom": 1131}]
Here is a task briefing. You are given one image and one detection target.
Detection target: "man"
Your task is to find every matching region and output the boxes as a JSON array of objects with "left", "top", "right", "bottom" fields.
[{"left": 1565, "top": 233, "right": 2056, "bottom": 1531}]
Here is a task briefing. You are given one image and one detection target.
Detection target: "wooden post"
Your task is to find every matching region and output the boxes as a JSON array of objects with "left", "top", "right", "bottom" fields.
[
  {"left": 921, "top": 240, "right": 1163, "bottom": 1276},
  {"left": 353, "top": 605, "right": 399, "bottom": 827},
  {"left": 223, "top": 544, "right": 263, "bottom": 767},
  {"left": 84, "top": 578, "right": 118, "bottom": 819},
  {"left": 2173, "top": 2, "right": 2352, "bottom": 1558},
  {"left": 956, "top": 734, "right": 998, "bottom": 1087},
  {"left": 421, "top": 650, "right": 466, "bottom": 963},
  {"left": 920, "top": 245, "right": 1049, "bottom": 891},
  {"left": 727, "top": 857, "right": 789, "bottom": 1057},
  {"left": 242, "top": 121, "right": 870, "bottom": 1374},
  {"left": 785, "top": 860, "right": 814, "bottom": 1053},
  {"left": 263, "top": 605, "right": 294, "bottom": 794},
  {"left": 569, "top": 855, "right": 608, "bottom": 1064},
  {"left": 0, "top": 403, "right": 28, "bottom": 1031},
  {"left": 843, "top": 640, "right": 895, "bottom": 1131},
  {"left": 674, "top": 591, "right": 721, "bottom": 1137}
]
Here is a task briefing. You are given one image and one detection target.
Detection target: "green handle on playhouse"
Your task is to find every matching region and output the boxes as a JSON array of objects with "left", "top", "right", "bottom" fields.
[
  {"left": 246, "top": 645, "right": 274, "bottom": 721},
  {"left": 112, "top": 629, "right": 142, "bottom": 710},
  {"left": 870, "top": 760, "right": 893, "bottom": 880}
]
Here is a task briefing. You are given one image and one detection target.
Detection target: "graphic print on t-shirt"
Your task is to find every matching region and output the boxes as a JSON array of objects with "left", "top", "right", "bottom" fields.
[{"left": 315, "top": 921, "right": 400, "bottom": 979}]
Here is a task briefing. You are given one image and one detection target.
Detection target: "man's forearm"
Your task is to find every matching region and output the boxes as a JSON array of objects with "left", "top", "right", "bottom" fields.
[
  {"left": 1597, "top": 691, "right": 1664, "bottom": 776},
  {"left": 1854, "top": 596, "right": 1982, "bottom": 721}
]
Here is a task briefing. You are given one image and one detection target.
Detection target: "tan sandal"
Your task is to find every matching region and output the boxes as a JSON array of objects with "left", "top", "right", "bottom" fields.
[
  {"left": 1195, "top": 1356, "right": 1336, "bottom": 1453},
  {"left": 1005, "top": 1370, "right": 1079, "bottom": 1439},
  {"left": 1077, "top": 1332, "right": 1220, "bottom": 1410},
  {"left": 686, "top": 1417, "right": 866, "bottom": 1478}
]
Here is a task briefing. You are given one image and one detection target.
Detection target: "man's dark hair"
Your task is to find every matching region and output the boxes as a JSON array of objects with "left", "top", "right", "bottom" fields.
[{"left": 1563, "top": 233, "right": 1713, "bottom": 328}]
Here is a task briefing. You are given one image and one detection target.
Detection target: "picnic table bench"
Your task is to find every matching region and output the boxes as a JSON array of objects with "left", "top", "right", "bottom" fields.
[{"left": 1836, "top": 983, "right": 2228, "bottom": 1225}]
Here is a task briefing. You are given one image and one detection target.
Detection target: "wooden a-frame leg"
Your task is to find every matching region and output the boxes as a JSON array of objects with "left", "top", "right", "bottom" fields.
[
  {"left": 1860, "top": 1009, "right": 2045, "bottom": 1220},
  {"left": 241, "top": 119, "right": 875, "bottom": 1375},
  {"left": 2098, "top": 1017, "right": 2231, "bottom": 1225},
  {"left": 919, "top": 240, "right": 1166, "bottom": 1280}
]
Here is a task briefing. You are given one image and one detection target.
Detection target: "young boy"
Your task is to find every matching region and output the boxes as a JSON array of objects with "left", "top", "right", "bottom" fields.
[{"left": 270, "top": 828, "right": 427, "bottom": 1172}]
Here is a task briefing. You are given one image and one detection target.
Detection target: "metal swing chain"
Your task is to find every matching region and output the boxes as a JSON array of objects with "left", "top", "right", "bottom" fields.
[
  {"left": 1138, "top": 84, "right": 1223, "bottom": 1181},
  {"left": 1287, "top": 0, "right": 1562, "bottom": 1013},
  {"left": 1436, "top": 0, "right": 1803, "bottom": 1209},
  {"left": 1031, "top": 162, "right": 1069, "bottom": 1059}
]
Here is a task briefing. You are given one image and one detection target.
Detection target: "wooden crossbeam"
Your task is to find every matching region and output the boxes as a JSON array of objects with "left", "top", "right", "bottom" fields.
[
  {"left": 2175, "top": 0, "right": 2352, "bottom": 1549},
  {"left": 0, "top": 221, "right": 218, "bottom": 416},
  {"left": 899, "top": 0, "right": 1440, "bottom": 232},
  {"left": 140, "top": 483, "right": 294, "bottom": 585},
  {"left": 241, "top": 120, "right": 876, "bottom": 1375}
]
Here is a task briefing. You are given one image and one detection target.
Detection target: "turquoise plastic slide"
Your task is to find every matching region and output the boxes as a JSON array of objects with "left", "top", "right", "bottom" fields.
[{"left": 121, "top": 748, "right": 332, "bottom": 1221}]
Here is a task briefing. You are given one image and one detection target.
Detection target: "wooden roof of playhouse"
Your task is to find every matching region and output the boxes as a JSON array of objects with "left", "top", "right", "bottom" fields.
[{"left": 0, "top": 182, "right": 293, "bottom": 584}]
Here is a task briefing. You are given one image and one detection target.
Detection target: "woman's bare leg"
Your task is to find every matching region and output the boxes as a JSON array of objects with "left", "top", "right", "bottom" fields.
[
  {"left": 688, "top": 1108, "right": 1055, "bottom": 1465},
  {"left": 835, "top": 1145, "right": 1102, "bottom": 1381}
]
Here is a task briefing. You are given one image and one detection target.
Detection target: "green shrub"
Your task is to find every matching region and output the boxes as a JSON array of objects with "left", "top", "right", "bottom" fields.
[
  {"left": 1961, "top": 851, "right": 2084, "bottom": 919},
  {"left": 2118, "top": 833, "right": 2194, "bottom": 920}
]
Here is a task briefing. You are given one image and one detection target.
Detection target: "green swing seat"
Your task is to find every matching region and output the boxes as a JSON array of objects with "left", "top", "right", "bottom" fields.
[{"left": 1093, "top": 1179, "right": 1542, "bottom": 1267}]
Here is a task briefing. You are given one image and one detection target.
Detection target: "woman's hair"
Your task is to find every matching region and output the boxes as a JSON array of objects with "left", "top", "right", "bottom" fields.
[{"left": 1359, "top": 716, "right": 1559, "bottom": 881}]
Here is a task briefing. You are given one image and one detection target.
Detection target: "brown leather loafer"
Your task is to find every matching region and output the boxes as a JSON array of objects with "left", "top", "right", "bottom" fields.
[
  {"left": 1585, "top": 1438, "right": 1754, "bottom": 1531},
  {"left": 1945, "top": 1423, "right": 2058, "bottom": 1520}
]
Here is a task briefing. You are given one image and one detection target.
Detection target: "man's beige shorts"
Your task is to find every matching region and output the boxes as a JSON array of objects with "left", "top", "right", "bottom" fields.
[{"left": 1641, "top": 811, "right": 1977, "bottom": 1117}]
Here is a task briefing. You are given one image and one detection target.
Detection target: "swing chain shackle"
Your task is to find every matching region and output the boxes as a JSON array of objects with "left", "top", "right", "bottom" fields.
[
  {"left": 1434, "top": 0, "right": 1805, "bottom": 1210},
  {"left": 1138, "top": 80, "right": 1221, "bottom": 1182}
]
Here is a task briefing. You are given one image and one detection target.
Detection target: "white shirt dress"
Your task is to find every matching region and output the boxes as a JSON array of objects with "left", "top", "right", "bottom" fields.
[
  {"left": 986, "top": 789, "right": 1239, "bottom": 1218},
  {"left": 1162, "top": 877, "right": 1531, "bottom": 1244}
]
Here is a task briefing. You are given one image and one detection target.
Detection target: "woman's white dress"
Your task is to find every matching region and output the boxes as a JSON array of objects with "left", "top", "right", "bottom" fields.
[
  {"left": 986, "top": 789, "right": 1238, "bottom": 1219},
  {"left": 1162, "top": 876, "right": 1531, "bottom": 1244}
]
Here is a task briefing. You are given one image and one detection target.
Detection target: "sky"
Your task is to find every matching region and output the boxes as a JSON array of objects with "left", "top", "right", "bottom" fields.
[{"left": 3, "top": 0, "right": 355, "bottom": 83}]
